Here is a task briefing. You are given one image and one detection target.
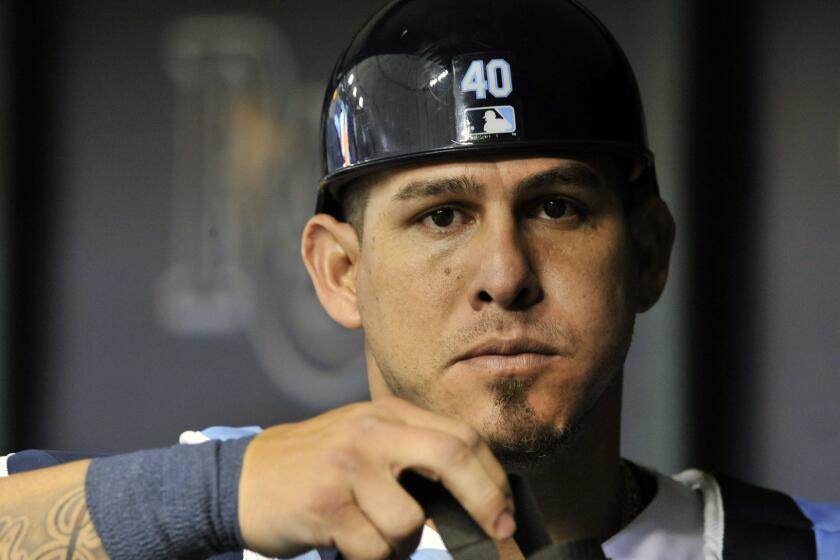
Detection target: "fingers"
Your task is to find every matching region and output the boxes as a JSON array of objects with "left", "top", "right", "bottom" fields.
[
  {"left": 369, "top": 422, "right": 515, "bottom": 540},
  {"left": 331, "top": 504, "right": 393, "bottom": 560},
  {"left": 352, "top": 472, "right": 425, "bottom": 558},
  {"left": 380, "top": 398, "right": 511, "bottom": 499},
  {"left": 238, "top": 398, "right": 516, "bottom": 558}
]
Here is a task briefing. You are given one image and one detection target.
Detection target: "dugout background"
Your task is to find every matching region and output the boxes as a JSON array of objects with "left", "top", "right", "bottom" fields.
[{"left": 1, "top": 0, "right": 838, "bottom": 500}]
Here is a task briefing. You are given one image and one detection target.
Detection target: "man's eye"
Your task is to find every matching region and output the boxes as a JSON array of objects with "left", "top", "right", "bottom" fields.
[
  {"left": 534, "top": 198, "right": 578, "bottom": 219},
  {"left": 423, "top": 208, "right": 457, "bottom": 228}
]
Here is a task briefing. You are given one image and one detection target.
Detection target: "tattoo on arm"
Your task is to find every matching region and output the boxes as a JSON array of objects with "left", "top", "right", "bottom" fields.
[{"left": 0, "top": 487, "right": 106, "bottom": 560}]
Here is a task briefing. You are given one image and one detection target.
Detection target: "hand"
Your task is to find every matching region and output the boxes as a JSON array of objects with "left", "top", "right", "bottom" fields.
[{"left": 238, "top": 396, "right": 516, "bottom": 559}]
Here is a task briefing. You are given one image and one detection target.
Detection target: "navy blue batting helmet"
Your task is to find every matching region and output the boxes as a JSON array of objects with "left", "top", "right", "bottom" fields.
[{"left": 317, "top": 0, "right": 656, "bottom": 215}]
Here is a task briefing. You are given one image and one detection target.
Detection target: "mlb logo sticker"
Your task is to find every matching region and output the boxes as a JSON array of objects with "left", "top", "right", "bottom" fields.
[
  {"left": 464, "top": 105, "right": 516, "bottom": 136},
  {"left": 452, "top": 53, "right": 522, "bottom": 144}
]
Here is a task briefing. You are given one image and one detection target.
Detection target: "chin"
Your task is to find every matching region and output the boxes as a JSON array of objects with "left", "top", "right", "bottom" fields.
[
  {"left": 468, "top": 376, "right": 570, "bottom": 468},
  {"left": 474, "top": 369, "right": 615, "bottom": 470},
  {"left": 484, "top": 417, "right": 579, "bottom": 472}
]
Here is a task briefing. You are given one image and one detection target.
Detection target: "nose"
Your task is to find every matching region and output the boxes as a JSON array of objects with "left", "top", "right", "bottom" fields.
[{"left": 468, "top": 215, "right": 543, "bottom": 311}]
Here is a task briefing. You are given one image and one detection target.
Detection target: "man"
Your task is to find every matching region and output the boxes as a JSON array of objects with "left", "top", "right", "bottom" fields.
[{"left": 1, "top": 0, "right": 838, "bottom": 559}]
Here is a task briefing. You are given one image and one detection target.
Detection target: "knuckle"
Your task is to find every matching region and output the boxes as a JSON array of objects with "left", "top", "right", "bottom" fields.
[
  {"left": 479, "top": 487, "right": 508, "bottom": 519},
  {"left": 337, "top": 540, "right": 383, "bottom": 560},
  {"left": 365, "top": 538, "right": 392, "bottom": 560},
  {"left": 310, "top": 488, "right": 353, "bottom": 519},
  {"left": 390, "top": 502, "right": 426, "bottom": 539},
  {"left": 347, "top": 413, "right": 385, "bottom": 437},
  {"left": 327, "top": 446, "right": 363, "bottom": 474},
  {"left": 437, "top": 437, "right": 470, "bottom": 467},
  {"left": 458, "top": 424, "right": 482, "bottom": 449},
  {"left": 332, "top": 515, "right": 392, "bottom": 560}
]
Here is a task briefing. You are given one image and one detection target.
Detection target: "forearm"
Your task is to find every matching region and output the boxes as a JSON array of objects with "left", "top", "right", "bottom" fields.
[{"left": 0, "top": 459, "right": 108, "bottom": 559}]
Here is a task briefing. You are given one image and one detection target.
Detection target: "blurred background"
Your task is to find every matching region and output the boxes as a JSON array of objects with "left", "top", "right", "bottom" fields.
[{"left": 0, "top": 0, "right": 838, "bottom": 500}]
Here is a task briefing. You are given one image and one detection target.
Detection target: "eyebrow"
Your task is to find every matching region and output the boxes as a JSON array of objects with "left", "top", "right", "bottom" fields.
[
  {"left": 391, "top": 162, "right": 601, "bottom": 203},
  {"left": 392, "top": 175, "right": 483, "bottom": 201},
  {"left": 513, "top": 163, "right": 602, "bottom": 198}
]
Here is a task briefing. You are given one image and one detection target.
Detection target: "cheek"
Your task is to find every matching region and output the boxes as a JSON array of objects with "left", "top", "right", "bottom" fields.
[
  {"left": 569, "top": 246, "right": 631, "bottom": 324},
  {"left": 540, "top": 227, "right": 635, "bottom": 361},
  {"left": 356, "top": 240, "right": 464, "bottom": 358}
]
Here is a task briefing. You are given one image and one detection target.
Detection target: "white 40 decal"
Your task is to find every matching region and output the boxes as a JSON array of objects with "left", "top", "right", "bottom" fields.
[{"left": 460, "top": 59, "right": 512, "bottom": 100}]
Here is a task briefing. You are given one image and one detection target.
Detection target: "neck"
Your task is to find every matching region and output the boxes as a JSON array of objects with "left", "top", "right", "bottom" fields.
[{"left": 507, "top": 372, "right": 624, "bottom": 544}]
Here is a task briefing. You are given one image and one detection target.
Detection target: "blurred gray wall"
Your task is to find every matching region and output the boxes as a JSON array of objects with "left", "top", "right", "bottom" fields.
[
  {"left": 24, "top": 0, "right": 386, "bottom": 452},
  {"left": 753, "top": 0, "right": 840, "bottom": 500},
  {"left": 4, "top": 0, "right": 838, "bottom": 501}
]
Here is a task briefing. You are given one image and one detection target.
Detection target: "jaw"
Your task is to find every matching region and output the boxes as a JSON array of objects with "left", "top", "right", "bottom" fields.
[
  {"left": 491, "top": 370, "right": 625, "bottom": 475},
  {"left": 367, "top": 336, "right": 624, "bottom": 470}
]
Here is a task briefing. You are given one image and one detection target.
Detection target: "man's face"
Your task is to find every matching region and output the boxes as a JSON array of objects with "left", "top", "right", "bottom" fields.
[{"left": 354, "top": 155, "right": 638, "bottom": 461}]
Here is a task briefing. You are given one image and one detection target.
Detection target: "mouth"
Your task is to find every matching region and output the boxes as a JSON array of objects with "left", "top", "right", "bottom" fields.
[{"left": 450, "top": 338, "right": 563, "bottom": 375}]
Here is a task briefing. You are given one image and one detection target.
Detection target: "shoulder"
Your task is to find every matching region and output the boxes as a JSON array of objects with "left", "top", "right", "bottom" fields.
[
  {"left": 675, "top": 468, "right": 840, "bottom": 559},
  {"left": 795, "top": 497, "right": 840, "bottom": 559},
  {"left": 0, "top": 425, "right": 263, "bottom": 477},
  {"left": 796, "top": 498, "right": 840, "bottom": 530}
]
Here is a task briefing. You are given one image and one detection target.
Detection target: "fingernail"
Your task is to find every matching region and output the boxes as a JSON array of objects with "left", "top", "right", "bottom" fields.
[{"left": 494, "top": 512, "right": 516, "bottom": 539}]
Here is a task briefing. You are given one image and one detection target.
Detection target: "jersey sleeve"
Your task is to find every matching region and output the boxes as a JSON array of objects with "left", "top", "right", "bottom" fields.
[
  {"left": 0, "top": 427, "right": 330, "bottom": 560},
  {"left": 795, "top": 498, "right": 840, "bottom": 560},
  {"left": 2, "top": 449, "right": 105, "bottom": 475},
  {"left": 0, "top": 426, "right": 263, "bottom": 477}
]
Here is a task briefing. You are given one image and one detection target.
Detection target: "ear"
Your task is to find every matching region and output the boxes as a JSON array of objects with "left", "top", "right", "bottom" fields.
[
  {"left": 628, "top": 196, "right": 676, "bottom": 312},
  {"left": 300, "top": 214, "right": 362, "bottom": 329}
]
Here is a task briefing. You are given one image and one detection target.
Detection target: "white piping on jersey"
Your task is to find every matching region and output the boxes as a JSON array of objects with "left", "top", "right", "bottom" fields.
[
  {"left": 674, "top": 468, "right": 724, "bottom": 560},
  {"left": 179, "top": 430, "right": 211, "bottom": 445},
  {"left": 0, "top": 453, "right": 13, "bottom": 477}
]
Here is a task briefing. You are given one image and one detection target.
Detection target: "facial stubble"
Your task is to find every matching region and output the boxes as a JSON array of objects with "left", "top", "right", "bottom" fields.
[
  {"left": 378, "top": 362, "right": 582, "bottom": 470},
  {"left": 373, "top": 316, "right": 591, "bottom": 469},
  {"left": 482, "top": 376, "right": 580, "bottom": 470}
]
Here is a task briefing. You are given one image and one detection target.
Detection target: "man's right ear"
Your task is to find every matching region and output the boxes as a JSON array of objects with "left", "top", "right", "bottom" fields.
[{"left": 300, "top": 214, "right": 362, "bottom": 329}]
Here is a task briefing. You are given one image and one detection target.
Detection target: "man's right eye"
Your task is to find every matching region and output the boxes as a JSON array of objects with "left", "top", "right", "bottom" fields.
[{"left": 428, "top": 208, "right": 455, "bottom": 228}]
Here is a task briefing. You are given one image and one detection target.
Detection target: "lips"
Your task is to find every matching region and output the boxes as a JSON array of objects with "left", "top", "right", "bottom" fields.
[{"left": 450, "top": 338, "right": 563, "bottom": 374}]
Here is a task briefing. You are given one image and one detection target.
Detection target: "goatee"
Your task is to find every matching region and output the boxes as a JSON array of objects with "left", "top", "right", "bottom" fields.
[{"left": 484, "top": 376, "right": 578, "bottom": 471}]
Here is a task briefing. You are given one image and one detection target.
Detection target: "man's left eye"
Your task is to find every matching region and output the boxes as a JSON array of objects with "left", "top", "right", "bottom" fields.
[{"left": 533, "top": 198, "right": 579, "bottom": 219}]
